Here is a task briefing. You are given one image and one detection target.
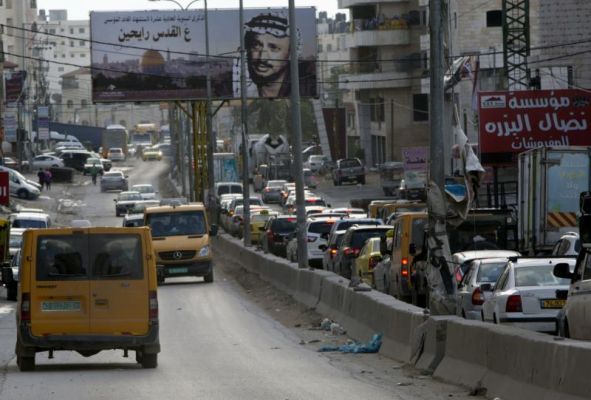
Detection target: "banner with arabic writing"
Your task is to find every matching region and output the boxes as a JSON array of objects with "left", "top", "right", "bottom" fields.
[
  {"left": 478, "top": 89, "right": 591, "bottom": 154},
  {"left": 90, "top": 9, "right": 317, "bottom": 102}
]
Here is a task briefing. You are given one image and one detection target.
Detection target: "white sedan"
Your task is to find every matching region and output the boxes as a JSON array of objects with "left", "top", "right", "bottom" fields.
[
  {"left": 481, "top": 257, "right": 574, "bottom": 333},
  {"left": 132, "top": 184, "right": 158, "bottom": 200},
  {"left": 30, "top": 155, "right": 64, "bottom": 169}
]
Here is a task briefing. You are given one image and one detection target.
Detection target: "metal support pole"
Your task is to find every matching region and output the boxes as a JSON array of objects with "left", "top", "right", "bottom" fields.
[
  {"left": 191, "top": 101, "right": 199, "bottom": 202},
  {"left": 204, "top": 0, "right": 216, "bottom": 220},
  {"left": 239, "top": 0, "right": 251, "bottom": 246},
  {"left": 429, "top": 0, "right": 445, "bottom": 190},
  {"left": 288, "top": 1, "right": 308, "bottom": 269},
  {"left": 178, "top": 107, "right": 187, "bottom": 197},
  {"left": 186, "top": 105, "right": 195, "bottom": 201}
]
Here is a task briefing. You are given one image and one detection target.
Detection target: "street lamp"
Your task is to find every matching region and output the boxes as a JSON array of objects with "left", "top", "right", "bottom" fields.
[{"left": 148, "top": 0, "right": 214, "bottom": 209}]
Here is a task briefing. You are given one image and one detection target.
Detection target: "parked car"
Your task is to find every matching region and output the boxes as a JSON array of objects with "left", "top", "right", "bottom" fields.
[
  {"left": 481, "top": 257, "right": 575, "bottom": 333},
  {"left": 114, "top": 191, "right": 144, "bottom": 217},
  {"left": 304, "top": 155, "right": 329, "bottom": 173},
  {"left": 261, "top": 215, "right": 297, "bottom": 257},
  {"left": 551, "top": 232, "right": 580, "bottom": 256},
  {"left": 0, "top": 166, "right": 41, "bottom": 200},
  {"left": 262, "top": 180, "right": 288, "bottom": 204},
  {"left": 30, "top": 155, "right": 64, "bottom": 169},
  {"left": 332, "top": 158, "right": 365, "bottom": 186},
  {"left": 100, "top": 170, "right": 129, "bottom": 192},
  {"left": 108, "top": 147, "right": 126, "bottom": 161},
  {"left": 354, "top": 237, "right": 384, "bottom": 286},
  {"left": 132, "top": 184, "right": 158, "bottom": 200},
  {"left": 553, "top": 249, "right": 591, "bottom": 339},
  {"left": 11, "top": 212, "right": 51, "bottom": 229},
  {"left": 456, "top": 258, "right": 510, "bottom": 320},
  {"left": 333, "top": 225, "right": 392, "bottom": 279},
  {"left": 2, "top": 157, "right": 18, "bottom": 169}
]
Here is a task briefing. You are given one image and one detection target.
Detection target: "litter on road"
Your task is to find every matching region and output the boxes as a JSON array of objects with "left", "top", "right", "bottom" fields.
[{"left": 318, "top": 333, "right": 382, "bottom": 353}]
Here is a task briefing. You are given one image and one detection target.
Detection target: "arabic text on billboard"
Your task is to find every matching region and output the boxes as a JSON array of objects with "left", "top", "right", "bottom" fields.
[
  {"left": 90, "top": 9, "right": 317, "bottom": 102},
  {"left": 38, "top": 106, "right": 50, "bottom": 140},
  {"left": 4, "top": 106, "right": 18, "bottom": 142},
  {"left": 402, "top": 146, "right": 428, "bottom": 171},
  {"left": 478, "top": 89, "right": 591, "bottom": 154}
]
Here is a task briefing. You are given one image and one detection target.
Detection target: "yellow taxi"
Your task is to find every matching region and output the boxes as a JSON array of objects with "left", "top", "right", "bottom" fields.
[
  {"left": 14, "top": 227, "right": 160, "bottom": 371},
  {"left": 248, "top": 209, "right": 279, "bottom": 245},
  {"left": 354, "top": 237, "right": 385, "bottom": 286}
]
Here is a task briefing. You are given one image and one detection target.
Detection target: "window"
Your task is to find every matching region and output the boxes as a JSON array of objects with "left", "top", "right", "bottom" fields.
[
  {"left": 67, "top": 100, "right": 73, "bottom": 109},
  {"left": 582, "top": 252, "right": 591, "bottom": 281},
  {"left": 79, "top": 40, "right": 85, "bottom": 46},
  {"left": 58, "top": 67, "right": 64, "bottom": 71},
  {"left": 70, "top": 53, "right": 75, "bottom": 58},
  {"left": 36, "top": 235, "right": 87, "bottom": 280},
  {"left": 413, "top": 94, "right": 429, "bottom": 122},
  {"left": 81, "top": 99, "right": 88, "bottom": 108},
  {"left": 6, "top": 0, "right": 12, "bottom": 9},
  {"left": 486, "top": 10, "right": 502, "bottom": 27},
  {"left": 49, "top": 29, "right": 55, "bottom": 34},
  {"left": 30, "top": 0, "right": 36, "bottom": 7},
  {"left": 79, "top": 28, "right": 85, "bottom": 34},
  {"left": 70, "top": 40, "right": 74, "bottom": 47},
  {"left": 80, "top": 53, "right": 86, "bottom": 58},
  {"left": 70, "top": 28, "right": 74, "bottom": 34},
  {"left": 6, "top": 18, "right": 13, "bottom": 36},
  {"left": 54, "top": 54, "right": 58, "bottom": 59},
  {"left": 327, "top": 44, "right": 332, "bottom": 52}
]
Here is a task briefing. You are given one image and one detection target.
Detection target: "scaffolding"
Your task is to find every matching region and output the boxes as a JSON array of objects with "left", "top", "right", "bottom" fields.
[{"left": 503, "top": 0, "right": 530, "bottom": 90}]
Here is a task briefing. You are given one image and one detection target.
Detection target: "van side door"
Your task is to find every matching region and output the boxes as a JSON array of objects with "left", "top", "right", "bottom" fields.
[
  {"left": 29, "top": 231, "right": 90, "bottom": 336},
  {"left": 88, "top": 231, "right": 150, "bottom": 335}
]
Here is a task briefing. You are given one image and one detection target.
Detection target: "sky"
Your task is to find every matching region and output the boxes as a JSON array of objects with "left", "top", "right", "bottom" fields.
[{"left": 37, "top": 0, "right": 347, "bottom": 20}]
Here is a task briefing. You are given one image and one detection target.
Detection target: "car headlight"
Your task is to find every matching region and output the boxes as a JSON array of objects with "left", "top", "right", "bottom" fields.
[{"left": 198, "top": 245, "right": 210, "bottom": 257}]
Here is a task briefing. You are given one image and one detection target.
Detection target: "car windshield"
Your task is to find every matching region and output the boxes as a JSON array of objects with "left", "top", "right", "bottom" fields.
[
  {"left": 310, "top": 155, "right": 325, "bottom": 162},
  {"left": 146, "top": 211, "right": 207, "bottom": 237},
  {"left": 218, "top": 185, "right": 242, "bottom": 196},
  {"left": 273, "top": 218, "right": 297, "bottom": 233},
  {"left": 476, "top": 262, "right": 507, "bottom": 283},
  {"left": 351, "top": 229, "right": 389, "bottom": 248},
  {"left": 252, "top": 213, "right": 277, "bottom": 223},
  {"left": 411, "top": 218, "right": 427, "bottom": 249},
  {"left": 336, "top": 220, "right": 379, "bottom": 231},
  {"left": 404, "top": 171, "right": 427, "bottom": 189},
  {"left": 104, "top": 173, "right": 123, "bottom": 179},
  {"left": 340, "top": 160, "right": 360, "bottom": 168},
  {"left": 268, "top": 181, "right": 286, "bottom": 188},
  {"left": 305, "top": 199, "right": 326, "bottom": 206},
  {"left": 514, "top": 264, "right": 571, "bottom": 287},
  {"left": 134, "top": 186, "right": 153, "bottom": 194},
  {"left": 9, "top": 234, "right": 22, "bottom": 248},
  {"left": 234, "top": 198, "right": 263, "bottom": 208},
  {"left": 308, "top": 221, "right": 335, "bottom": 235},
  {"left": 12, "top": 219, "right": 47, "bottom": 228},
  {"left": 118, "top": 193, "right": 142, "bottom": 201},
  {"left": 86, "top": 158, "right": 101, "bottom": 164}
]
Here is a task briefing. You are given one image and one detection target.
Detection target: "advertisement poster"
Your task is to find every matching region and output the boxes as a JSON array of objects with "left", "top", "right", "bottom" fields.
[
  {"left": 37, "top": 106, "right": 50, "bottom": 140},
  {"left": 401, "top": 146, "right": 428, "bottom": 171},
  {"left": 4, "top": 105, "right": 18, "bottom": 142},
  {"left": 90, "top": 8, "right": 317, "bottom": 102},
  {"left": 478, "top": 89, "right": 591, "bottom": 154}
]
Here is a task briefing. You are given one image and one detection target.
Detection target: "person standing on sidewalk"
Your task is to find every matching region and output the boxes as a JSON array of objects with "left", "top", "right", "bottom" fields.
[
  {"left": 37, "top": 168, "right": 46, "bottom": 190},
  {"left": 44, "top": 169, "right": 52, "bottom": 191}
]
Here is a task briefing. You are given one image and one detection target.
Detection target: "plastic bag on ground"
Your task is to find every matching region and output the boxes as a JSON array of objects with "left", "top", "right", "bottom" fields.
[{"left": 318, "top": 333, "right": 383, "bottom": 353}]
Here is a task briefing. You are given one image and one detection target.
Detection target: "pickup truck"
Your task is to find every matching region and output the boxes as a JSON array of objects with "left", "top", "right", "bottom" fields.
[{"left": 332, "top": 158, "right": 365, "bottom": 186}]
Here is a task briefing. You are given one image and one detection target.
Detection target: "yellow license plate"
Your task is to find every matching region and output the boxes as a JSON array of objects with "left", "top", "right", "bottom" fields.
[{"left": 541, "top": 299, "right": 566, "bottom": 309}]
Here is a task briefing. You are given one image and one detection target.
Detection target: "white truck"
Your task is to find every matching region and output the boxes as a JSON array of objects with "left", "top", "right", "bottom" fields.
[{"left": 518, "top": 147, "right": 590, "bottom": 255}]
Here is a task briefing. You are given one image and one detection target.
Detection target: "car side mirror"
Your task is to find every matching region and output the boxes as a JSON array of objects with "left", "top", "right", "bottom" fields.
[
  {"left": 209, "top": 224, "right": 218, "bottom": 237},
  {"left": 480, "top": 283, "right": 493, "bottom": 292},
  {"left": 553, "top": 263, "right": 574, "bottom": 280},
  {"left": 409, "top": 243, "right": 416, "bottom": 255}
]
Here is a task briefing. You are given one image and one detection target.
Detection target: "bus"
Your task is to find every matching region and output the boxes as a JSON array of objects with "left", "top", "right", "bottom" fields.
[
  {"left": 131, "top": 123, "right": 159, "bottom": 145},
  {"left": 102, "top": 124, "right": 129, "bottom": 158}
]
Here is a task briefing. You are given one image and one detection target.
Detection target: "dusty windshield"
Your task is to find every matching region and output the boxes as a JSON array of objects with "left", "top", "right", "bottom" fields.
[
  {"left": 146, "top": 211, "right": 207, "bottom": 237},
  {"left": 448, "top": 216, "right": 516, "bottom": 253}
]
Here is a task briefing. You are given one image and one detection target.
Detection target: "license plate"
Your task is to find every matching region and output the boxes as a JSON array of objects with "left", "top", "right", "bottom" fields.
[
  {"left": 541, "top": 299, "right": 566, "bottom": 309},
  {"left": 169, "top": 267, "right": 188, "bottom": 274},
  {"left": 42, "top": 300, "right": 81, "bottom": 312}
]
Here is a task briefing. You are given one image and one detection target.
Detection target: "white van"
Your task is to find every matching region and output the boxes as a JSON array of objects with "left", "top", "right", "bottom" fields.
[
  {"left": 0, "top": 166, "right": 41, "bottom": 199},
  {"left": 11, "top": 212, "right": 51, "bottom": 229}
]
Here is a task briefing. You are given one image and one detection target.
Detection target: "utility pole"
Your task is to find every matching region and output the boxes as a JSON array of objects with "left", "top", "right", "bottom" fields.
[
  {"left": 239, "top": 0, "right": 251, "bottom": 246},
  {"left": 288, "top": 1, "right": 308, "bottom": 269},
  {"left": 204, "top": 0, "right": 217, "bottom": 221},
  {"left": 429, "top": 0, "right": 445, "bottom": 191}
]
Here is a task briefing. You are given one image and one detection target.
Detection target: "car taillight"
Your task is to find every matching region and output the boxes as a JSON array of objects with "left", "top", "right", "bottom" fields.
[
  {"left": 401, "top": 265, "right": 409, "bottom": 277},
  {"left": 455, "top": 268, "right": 463, "bottom": 283},
  {"left": 343, "top": 247, "right": 360, "bottom": 257},
  {"left": 264, "top": 188, "right": 271, "bottom": 192},
  {"left": 307, "top": 236, "right": 317, "bottom": 242},
  {"left": 506, "top": 294, "right": 522, "bottom": 313},
  {"left": 149, "top": 291, "right": 158, "bottom": 322},
  {"left": 330, "top": 248, "right": 337, "bottom": 258},
  {"left": 233, "top": 216, "right": 243, "bottom": 223},
  {"left": 21, "top": 292, "right": 31, "bottom": 322},
  {"left": 228, "top": 210, "right": 234, "bottom": 216},
  {"left": 471, "top": 288, "right": 485, "bottom": 306},
  {"left": 369, "top": 256, "right": 381, "bottom": 271}
]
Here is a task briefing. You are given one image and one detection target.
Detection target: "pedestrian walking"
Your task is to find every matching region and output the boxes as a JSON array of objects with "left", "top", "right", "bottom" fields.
[
  {"left": 37, "top": 168, "right": 45, "bottom": 190},
  {"left": 90, "top": 163, "right": 99, "bottom": 186},
  {"left": 44, "top": 169, "right": 52, "bottom": 191}
]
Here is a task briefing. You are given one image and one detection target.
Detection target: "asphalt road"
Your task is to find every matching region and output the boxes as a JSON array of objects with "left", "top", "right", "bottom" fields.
[{"left": 0, "top": 159, "right": 481, "bottom": 400}]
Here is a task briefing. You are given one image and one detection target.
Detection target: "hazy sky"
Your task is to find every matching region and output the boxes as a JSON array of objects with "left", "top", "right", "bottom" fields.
[{"left": 37, "top": 0, "right": 347, "bottom": 20}]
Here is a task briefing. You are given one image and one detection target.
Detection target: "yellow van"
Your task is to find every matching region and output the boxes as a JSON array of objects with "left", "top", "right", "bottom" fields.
[
  {"left": 388, "top": 212, "right": 427, "bottom": 302},
  {"left": 144, "top": 203, "right": 218, "bottom": 284},
  {"left": 14, "top": 227, "right": 160, "bottom": 371}
]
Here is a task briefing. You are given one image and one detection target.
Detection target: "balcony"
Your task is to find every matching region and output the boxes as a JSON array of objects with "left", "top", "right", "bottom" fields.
[
  {"left": 339, "top": 0, "right": 410, "bottom": 8},
  {"left": 339, "top": 70, "right": 413, "bottom": 91},
  {"left": 346, "top": 28, "right": 410, "bottom": 48}
]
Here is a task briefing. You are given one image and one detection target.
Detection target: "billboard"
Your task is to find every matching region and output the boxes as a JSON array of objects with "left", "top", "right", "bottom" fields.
[
  {"left": 4, "top": 71, "right": 26, "bottom": 103},
  {"left": 478, "top": 89, "right": 591, "bottom": 154},
  {"left": 90, "top": 8, "right": 317, "bottom": 102},
  {"left": 402, "top": 146, "right": 428, "bottom": 171}
]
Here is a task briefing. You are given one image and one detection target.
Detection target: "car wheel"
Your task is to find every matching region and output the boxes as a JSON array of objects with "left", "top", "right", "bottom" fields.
[
  {"left": 16, "top": 339, "right": 35, "bottom": 372},
  {"left": 17, "top": 189, "right": 28, "bottom": 199},
  {"left": 563, "top": 320, "right": 570, "bottom": 338},
  {"left": 359, "top": 176, "right": 366, "bottom": 185},
  {"left": 140, "top": 353, "right": 157, "bottom": 368},
  {"left": 203, "top": 269, "right": 214, "bottom": 283},
  {"left": 6, "top": 283, "right": 17, "bottom": 301},
  {"left": 493, "top": 313, "right": 499, "bottom": 324}
]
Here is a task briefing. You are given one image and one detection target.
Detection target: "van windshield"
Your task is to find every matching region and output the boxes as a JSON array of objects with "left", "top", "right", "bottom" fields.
[
  {"left": 13, "top": 219, "right": 47, "bottom": 228},
  {"left": 146, "top": 211, "right": 207, "bottom": 237}
]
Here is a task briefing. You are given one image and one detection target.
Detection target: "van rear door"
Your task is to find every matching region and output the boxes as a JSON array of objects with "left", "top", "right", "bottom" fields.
[
  {"left": 88, "top": 231, "right": 150, "bottom": 335},
  {"left": 29, "top": 230, "right": 91, "bottom": 336}
]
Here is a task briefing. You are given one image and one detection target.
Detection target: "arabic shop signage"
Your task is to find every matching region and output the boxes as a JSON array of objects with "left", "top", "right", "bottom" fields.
[
  {"left": 90, "top": 9, "right": 317, "bottom": 102},
  {"left": 401, "top": 146, "right": 428, "bottom": 172},
  {"left": 478, "top": 89, "right": 591, "bottom": 154}
]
